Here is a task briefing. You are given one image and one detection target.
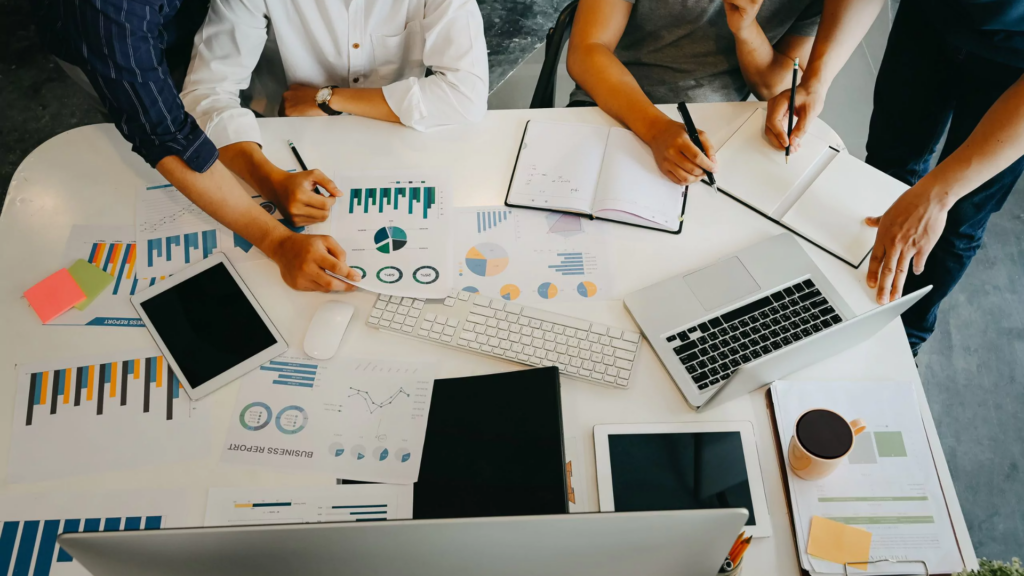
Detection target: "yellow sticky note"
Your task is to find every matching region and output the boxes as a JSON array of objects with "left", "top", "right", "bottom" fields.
[{"left": 807, "top": 516, "right": 872, "bottom": 570}]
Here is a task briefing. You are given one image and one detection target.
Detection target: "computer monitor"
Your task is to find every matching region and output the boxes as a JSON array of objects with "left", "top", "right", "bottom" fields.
[{"left": 58, "top": 509, "right": 747, "bottom": 576}]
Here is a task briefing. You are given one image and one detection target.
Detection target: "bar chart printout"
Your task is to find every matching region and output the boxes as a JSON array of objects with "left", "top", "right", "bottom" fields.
[
  {"left": 9, "top": 349, "right": 210, "bottom": 484},
  {"left": 135, "top": 184, "right": 225, "bottom": 279},
  {"left": 0, "top": 490, "right": 190, "bottom": 576},
  {"left": 332, "top": 172, "right": 452, "bottom": 298},
  {"left": 204, "top": 485, "right": 412, "bottom": 527},
  {"left": 56, "top": 226, "right": 158, "bottom": 327}
]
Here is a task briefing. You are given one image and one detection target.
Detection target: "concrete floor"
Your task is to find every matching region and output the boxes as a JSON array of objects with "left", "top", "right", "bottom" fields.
[{"left": 2, "top": 0, "right": 1021, "bottom": 562}]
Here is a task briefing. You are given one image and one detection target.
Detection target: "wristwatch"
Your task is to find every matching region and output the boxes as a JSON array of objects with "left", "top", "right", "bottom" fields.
[{"left": 315, "top": 85, "right": 341, "bottom": 116}]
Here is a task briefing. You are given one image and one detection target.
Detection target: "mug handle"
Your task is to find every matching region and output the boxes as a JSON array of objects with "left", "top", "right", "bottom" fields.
[{"left": 849, "top": 418, "right": 867, "bottom": 436}]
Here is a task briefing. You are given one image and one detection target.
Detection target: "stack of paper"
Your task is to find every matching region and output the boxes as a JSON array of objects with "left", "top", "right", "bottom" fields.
[{"left": 770, "top": 381, "right": 963, "bottom": 575}]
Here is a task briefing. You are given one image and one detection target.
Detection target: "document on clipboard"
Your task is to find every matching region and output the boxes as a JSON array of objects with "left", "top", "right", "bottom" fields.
[{"left": 769, "top": 380, "right": 964, "bottom": 575}]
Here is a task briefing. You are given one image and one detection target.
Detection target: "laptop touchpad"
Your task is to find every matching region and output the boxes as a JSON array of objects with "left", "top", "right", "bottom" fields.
[{"left": 684, "top": 257, "right": 761, "bottom": 311}]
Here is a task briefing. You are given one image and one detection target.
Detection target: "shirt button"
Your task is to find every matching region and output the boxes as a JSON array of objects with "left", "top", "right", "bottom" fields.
[
  {"left": 352, "top": 43, "right": 360, "bottom": 49},
  {"left": 353, "top": 78, "right": 360, "bottom": 83}
]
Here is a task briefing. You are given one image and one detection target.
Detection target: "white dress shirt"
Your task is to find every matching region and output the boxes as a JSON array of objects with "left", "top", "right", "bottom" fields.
[{"left": 181, "top": 0, "right": 489, "bottom": 147}]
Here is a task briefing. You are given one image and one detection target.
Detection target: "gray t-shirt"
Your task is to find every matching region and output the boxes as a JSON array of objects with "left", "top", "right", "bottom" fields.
[{"left": 570, "top": 0, "right": 823, "bottom": 104}]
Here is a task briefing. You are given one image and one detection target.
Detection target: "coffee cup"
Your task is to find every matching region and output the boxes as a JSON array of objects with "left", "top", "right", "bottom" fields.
[{"left": 788, "top": 408, "right": 866, "bottom": 480}]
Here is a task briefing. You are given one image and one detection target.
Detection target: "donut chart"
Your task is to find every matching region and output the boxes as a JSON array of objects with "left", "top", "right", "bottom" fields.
[
  {"left": 274, "top": 405, "right": 308, "bottom": 435},
  {"left": 538, "top": 282, "right": 558, "bottom": 299},
  {"left": 239, "top": 402, "right": 272, "bottom": 431}
]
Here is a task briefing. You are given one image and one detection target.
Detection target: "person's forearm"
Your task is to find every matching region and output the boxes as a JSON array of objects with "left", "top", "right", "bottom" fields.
[
  {"left": 218, "top": 141, "right": 289, "bottom": 201},
  {"left": 802, "top": 0, "right": 885, "bottom": 91},
  {"left": 922, "top": 74, "right": 1024, "bottom": 208},
  {"left": 733, "top": 26, "right": 802, "bottom": 99},
  {"left": 330, "top": 88, "right": 400, "bottom": 123},
  {"left": 155, "top": 156, "right": 290, "bottom": 256},
  {"left": 566, "top": 42, "right": 670, "bottom": 145}
]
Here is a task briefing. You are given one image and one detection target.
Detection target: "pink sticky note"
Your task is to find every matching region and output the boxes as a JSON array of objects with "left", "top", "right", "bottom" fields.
[{"left": 24, "top": 269, "right": 87, "bottom": 324}]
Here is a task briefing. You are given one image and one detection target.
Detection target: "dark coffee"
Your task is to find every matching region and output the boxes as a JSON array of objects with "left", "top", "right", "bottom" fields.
[{"left": 796, "top": 409, "right": 853, "bottom": 459}]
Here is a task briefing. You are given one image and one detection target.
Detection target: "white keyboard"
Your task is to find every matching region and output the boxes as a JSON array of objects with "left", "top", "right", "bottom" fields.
[{"left": 367, "top": 291, "right": 642, "bottom": 389}]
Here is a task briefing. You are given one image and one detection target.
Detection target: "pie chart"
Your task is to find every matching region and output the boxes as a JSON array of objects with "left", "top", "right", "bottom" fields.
[
  {"left": 465, "top": 243, "right": 509, "bottom": 277},
  {"left": 538, "top": 282, "right": 558, "bottom": 299},
  {"left": 500, "top": 284, "right": 521, "bottom": 301},
  {"left": 374, "top": 226, "right": 407, "bottom": 254},
  {"left": 577, "top": 281, "right": 598, "bottom": 298},
  {"left": 351, "top": 444, "right": 367, "bottom": 460},
  {"left": 373, "top": 446, "right": 389, "bottom": 462}
]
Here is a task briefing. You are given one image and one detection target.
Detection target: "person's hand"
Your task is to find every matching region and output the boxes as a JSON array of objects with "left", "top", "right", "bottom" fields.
[
  {"left": 282, "top": 84, "right": 332, "bottom": 117},
  {"left": 864, "top": 183, "right": 949, "bottom": 304},
  {"left": 764, "top": 82, "right": 827, "bottom": 153},
  {"left": 268, "top": 169, "right": 342, "bottom": 226},
  {"left": 724, "top": 0, "right": 764, "bottom": 34},
  {"left": 266, "top": 233, "right": 362, "bottom": 293},
  {"left": 644, "top": 117, "right": 718, "bottom": 185}
]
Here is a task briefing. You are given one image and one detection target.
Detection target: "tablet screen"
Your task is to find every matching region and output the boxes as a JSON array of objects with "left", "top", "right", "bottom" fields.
[
  {"left": 607, "top": 432, "right": 755, "bottom": 525},
  {"left": 139, "top": 262, "right": 279, "bottom": 389}
]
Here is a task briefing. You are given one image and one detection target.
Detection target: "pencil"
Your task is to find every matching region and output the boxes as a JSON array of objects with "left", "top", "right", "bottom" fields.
[
  {"left": 727, "top": 532, "right": 746, "bottom": 559},
  {"left": 287, "top": 139, "right": 330, "bottom": 197},
  {"left": 733, "top": 537, "right": 753, "bottom": 563},
  {"left": 786, "top": 58, "right": 799, "bottom": 164}
]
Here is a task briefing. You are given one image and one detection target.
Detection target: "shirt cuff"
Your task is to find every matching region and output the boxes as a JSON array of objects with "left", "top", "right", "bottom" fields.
[
  {"left": 382, "top": 78, "right": 429, "bottom": 131},
  {"left": 135, "top": 126, "right": 220, "bottom": 174},
  {"left": 203, "top": 108, "right": 265, "bottom": 149}
]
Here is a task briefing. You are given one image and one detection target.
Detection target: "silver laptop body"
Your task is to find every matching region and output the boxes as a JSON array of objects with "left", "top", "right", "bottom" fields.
[
  {"left": 58, "top": 509, "right": 748, "bottom": 576},
  {"left": 625, "top": 234, "right": 930, "bottom": 412}
]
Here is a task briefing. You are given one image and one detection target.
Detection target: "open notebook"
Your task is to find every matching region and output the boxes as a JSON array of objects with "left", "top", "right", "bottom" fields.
[
  {"left": 713, "top": 109, "right": 908, "bottom": 267},
  {"left": 505, "top": 121, "right": 687, "bottom": 233}
]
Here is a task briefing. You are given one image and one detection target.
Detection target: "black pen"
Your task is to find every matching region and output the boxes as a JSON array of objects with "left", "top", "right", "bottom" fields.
[
  {"left": 287, "top": 139, "right": 329, "bottom": 197},
  {"left": 676, "top": 102, "right": 718, "bottom": 193},
  {"left": 786, "top": 58, "right": 799, "bottom": 164}
]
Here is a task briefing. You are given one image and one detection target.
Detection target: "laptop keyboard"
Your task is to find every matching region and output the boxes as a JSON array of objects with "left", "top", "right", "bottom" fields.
[{"left": 665, "top": 279, "right": 843, "bottom": 392}]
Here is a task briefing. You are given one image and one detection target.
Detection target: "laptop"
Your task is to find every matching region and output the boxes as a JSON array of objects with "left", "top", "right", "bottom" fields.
[
  {"left": 57, "top": 509, "right": 748, "bottom": 576},
  {"left": 624, "top": 234, "right": 930, "bottom": 412}
]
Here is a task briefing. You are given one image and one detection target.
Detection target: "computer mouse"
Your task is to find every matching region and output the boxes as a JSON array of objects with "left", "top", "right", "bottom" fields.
[{"left": 303, "top": 301, "right": 356, "bottom": 360}]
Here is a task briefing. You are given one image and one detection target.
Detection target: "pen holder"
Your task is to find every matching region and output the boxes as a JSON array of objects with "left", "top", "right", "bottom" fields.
[{"left": 718, "top": 558, "right": 743, "bottom": 576}]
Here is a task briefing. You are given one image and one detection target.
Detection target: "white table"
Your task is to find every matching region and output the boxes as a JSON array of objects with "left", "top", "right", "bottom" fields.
[{"left": 0, "top": 102, "right": 977, "bottom": 574}]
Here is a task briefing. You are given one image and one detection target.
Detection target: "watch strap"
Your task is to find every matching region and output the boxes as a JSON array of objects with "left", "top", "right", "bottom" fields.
[{"left": 318, "top": 101, "right": 342, "bottom": 116}]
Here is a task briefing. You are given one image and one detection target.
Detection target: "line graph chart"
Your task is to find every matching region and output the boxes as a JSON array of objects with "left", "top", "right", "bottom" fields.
[{"left": 348, "top": 387, "right": 410, "bottom": 414}]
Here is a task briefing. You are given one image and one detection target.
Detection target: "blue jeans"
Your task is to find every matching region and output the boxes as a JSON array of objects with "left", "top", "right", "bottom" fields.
[{"left": 865, "top": 0, "right": 1024, "bottom": 354}]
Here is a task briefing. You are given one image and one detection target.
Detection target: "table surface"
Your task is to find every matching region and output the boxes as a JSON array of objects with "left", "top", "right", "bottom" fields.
[{"left": 0, "top": 102, "right": 977, "bottom": 574}]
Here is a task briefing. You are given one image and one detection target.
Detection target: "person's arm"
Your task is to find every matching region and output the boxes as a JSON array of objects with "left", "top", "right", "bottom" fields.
[
  {"left": 865, "top": 73, "right": 1024, "bottom": 304},
  {"left": 726, "top": 0, "right": 814, "bottom": 100},
  {"left": 566, "top": 0, "right": 716, "bottom": 185},
  {"left": 180, "top": 0, "right": 342, "bottom": 225},
  {"left": 763, "top": 0, "right": 885, "bottom": 151},
  {"left": 157, "top": 157, "right": 359, "bottom": 292},
  {"left": 281, "top": 0, "right": 489, "bottom": 130}
]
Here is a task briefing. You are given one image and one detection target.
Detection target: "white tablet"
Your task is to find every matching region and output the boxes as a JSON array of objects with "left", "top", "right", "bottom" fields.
[
  {"left": 131, "top": 253, "right": 288, "bottom": 401},
  {"left": 594, "top": 421, "right": 772, "bottom": 538}
]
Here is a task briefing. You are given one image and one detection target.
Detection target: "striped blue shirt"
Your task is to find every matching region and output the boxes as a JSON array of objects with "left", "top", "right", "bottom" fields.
[{"left": 37, "top": 0, "right": 218, "bottom": 173}]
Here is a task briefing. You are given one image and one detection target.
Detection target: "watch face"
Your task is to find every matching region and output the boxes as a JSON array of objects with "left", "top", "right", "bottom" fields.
[{"left": 315, "top": 87, "right": 332, "bottom": 104}]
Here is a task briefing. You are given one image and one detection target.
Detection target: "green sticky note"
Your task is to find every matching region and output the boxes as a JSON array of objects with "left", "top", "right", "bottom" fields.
[{"left": 68, "top": 259, "right": 114, "bottom": 310}]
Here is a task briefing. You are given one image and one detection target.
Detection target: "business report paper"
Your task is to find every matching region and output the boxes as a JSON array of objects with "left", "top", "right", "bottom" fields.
[
  {"left": 54, "top": 226, "right": 146, "bottom": 327},
  {"left": 452, "top": 206, "right": 616, "bottom": 304},
  {"left": 8, "top": 348, "right": 210, "bottom": 483},
  {"left": 331, "top": 172, "right": 453, "bottom": 298},
  {"left": 0, "top": 488, "right": 194, "bottom": 576},
  {"left": 204, "top": 484, "right": 413, "bottom": 527},
  {"left": 221, "top": 355, "right": 435, "bottom": 484},
  {"left": 772, "top": 380, "right": 962, "bottom": 575}
]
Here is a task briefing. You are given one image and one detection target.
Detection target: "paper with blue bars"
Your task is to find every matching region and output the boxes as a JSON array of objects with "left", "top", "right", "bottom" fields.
[{"left": 0, "top": 489, "right": 192, "bottom": 576}]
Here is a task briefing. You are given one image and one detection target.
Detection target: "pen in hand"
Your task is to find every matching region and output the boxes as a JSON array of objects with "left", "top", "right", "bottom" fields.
[
  {"left": 288, "top": 140, "right": 330, "bottom": 197},
  {"left": 676, "top": 102, "right": 718, "bottom": 193},
  {"left": 786, "top": 58, "right": 799, "bottom": 164}
]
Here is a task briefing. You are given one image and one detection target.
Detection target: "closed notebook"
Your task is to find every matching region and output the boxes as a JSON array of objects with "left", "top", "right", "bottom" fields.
[
  {"left": 505, "top": 121, "right": 687, "bottom": 233},
  {"left": 712, "top": 109, "right": 907, "bottom": 267}
]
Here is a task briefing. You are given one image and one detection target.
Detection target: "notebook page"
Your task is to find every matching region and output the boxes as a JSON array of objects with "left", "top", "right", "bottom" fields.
[
  {"left": 781, "top": 153, "right": 906, "bottom": 265},
  {"left": 507, "top": 121, "right": 610, "bottom": 214},
  {"left": 714, "top": 108, "right": 830, "bottom": 215},
  {"left": 591, "top": 128, "right": 685, "bottom": 231}
]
